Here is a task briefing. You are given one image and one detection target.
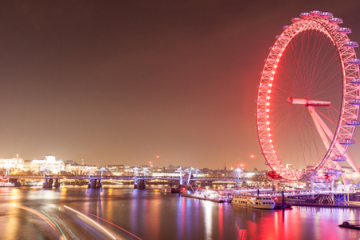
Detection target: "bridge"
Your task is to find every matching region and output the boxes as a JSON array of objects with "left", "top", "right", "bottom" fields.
[{"left": 0, "top": 175, "right": 248, "bottom": 189}]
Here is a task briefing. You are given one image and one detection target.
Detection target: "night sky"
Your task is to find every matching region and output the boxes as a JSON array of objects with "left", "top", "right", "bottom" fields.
[{"left": 0, "top": 0, "right": 360, "bottom": 169}]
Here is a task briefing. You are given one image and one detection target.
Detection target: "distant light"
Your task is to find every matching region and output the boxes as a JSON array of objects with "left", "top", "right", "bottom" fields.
[
  {"left": 240, "top": 164, "right": 244, "bottom": 167},
  {"left": 149, "top": 161, "right": 152, "bottom": 164},
  {"left": 156, "top": 155, "right": 160, "bottom": 158},
  {"left": 251, "top": 155, "right": 255, "bottom": 158}
]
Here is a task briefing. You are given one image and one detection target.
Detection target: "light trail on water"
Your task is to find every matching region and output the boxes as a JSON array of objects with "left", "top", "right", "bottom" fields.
[
  {"left": 40, "top": 210, "right": 67, "bottom": 240},
  {"left": 63, "top": 205, "right": 117, "bottom": 239},
  {"left": 77, "top": 210, "right": 142, "bottom": 240}
]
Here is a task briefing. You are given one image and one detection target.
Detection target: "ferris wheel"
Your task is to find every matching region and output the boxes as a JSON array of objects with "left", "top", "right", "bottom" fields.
[{"left": 256, "top": 11, "right": 360, "bottom": 181}]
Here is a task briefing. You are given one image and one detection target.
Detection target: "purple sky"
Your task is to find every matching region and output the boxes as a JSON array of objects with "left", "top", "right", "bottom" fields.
[{"left": 0, "top": 0, "right": 359, "bottom": 170}]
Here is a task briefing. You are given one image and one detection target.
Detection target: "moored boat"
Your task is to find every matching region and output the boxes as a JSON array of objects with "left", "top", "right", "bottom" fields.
[
  {"left": 232, "top": 195, "right": 275, "bottom": 209},
  {"left": 339, "top": 221, "right": 360, "bottom": 230}
]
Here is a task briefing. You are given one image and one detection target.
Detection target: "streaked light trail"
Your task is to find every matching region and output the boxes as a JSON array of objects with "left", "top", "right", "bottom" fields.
[
  {"left": 41, "top": 210, "right": 67, "bottom": 240},
  {"left": 63, "top": 205, "right": 117, "bottom": 239},
  {"left": 79, "top": 209, "right": 142, "bottom": 240}
]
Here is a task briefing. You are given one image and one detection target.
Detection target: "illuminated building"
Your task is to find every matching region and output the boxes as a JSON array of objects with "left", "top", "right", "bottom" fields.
[
  {"left": 67, "top": 163, "right": 97, "bottom": 175},
  {"left": 0, "top": 154, "right": 24, "bottom": 171},
  {"left": 30, "top": 155, "right": 65, "bottom": 174}
]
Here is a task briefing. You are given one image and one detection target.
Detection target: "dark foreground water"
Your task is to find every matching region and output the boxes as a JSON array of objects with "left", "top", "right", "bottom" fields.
[{"left": 0, "top": 186, "right": 359, "bottom": 240}]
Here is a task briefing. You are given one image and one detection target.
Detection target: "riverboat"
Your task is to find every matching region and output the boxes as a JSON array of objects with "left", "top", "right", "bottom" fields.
[
  {"left": 232, "top": 195, "right": 275, "bottom": 209},
  {"left": 339, "top": 221, "right": 360, "bottom": 230},
  {"left": 0, "top": 182, "right": 14, "bottom": 187}
]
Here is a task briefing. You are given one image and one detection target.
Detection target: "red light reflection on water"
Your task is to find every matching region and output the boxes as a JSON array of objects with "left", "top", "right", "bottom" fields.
[
  {"left": 219, "top": 204, "right": 224, "bottom": 240},
  {"left": 237, "top": 229, "right": 246, "bottom": 240},
  {"left": 182, "top": 197, "right": 186, "bottom": 236}
]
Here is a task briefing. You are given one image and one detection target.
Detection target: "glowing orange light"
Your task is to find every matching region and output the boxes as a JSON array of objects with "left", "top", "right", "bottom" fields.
[
  {"left": 240, "top": 164, "right": 244, "bottom": 167},
  {"left": 251, "top": 155, "right": 254, "bottom": 158},
  {"left": 156, "top": 155, "right": 160, "bottom": 158},
  {"left": 149, "top": 161, "right": 152, "bottom": 164}
]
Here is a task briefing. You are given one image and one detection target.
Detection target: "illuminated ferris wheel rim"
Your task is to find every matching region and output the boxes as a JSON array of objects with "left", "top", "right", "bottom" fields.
[{"left": 256, "top": 11, "right": 360, "bottom": 181}]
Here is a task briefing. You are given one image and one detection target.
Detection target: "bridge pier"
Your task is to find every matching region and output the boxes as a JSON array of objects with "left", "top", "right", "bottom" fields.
[
  {"left": 88, "top": 179, "right": 100, "bottom": 188},
  {"left": 9, "top": 178, "right": 21, "bottom": 187},
  {"left": 97, "top": 179, "right": 103, "bottom": 188},
  {"left": 54, "top": 179, "right": 60, "bottom": 188},
  {"left": 43, "top": 179, "right": 53, "bottom": 188},
  {"left": 138, "top": 180, "right": 146, "bottom": 190}
]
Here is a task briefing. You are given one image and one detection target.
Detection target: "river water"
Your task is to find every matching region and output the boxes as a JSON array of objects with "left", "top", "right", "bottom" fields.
[{"left": 0, "top": 186, "right": 359, "bottom": 240}]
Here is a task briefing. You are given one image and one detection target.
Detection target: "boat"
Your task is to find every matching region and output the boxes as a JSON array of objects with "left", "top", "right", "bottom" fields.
[
  {"left": 182, "top": 193, "right": 225, "bottom": 203},
  {"left": 0, "top": 182, "right": 14, "bottom": 187},
  {"left": 339, "top": 221, "right": 360, "bottom": 230},
  {"left": 161, "top": 187, "right": 179, "bottom": 193},
  {"left": 161, "top": 187, "right": 172, "bottom": 193},
  {"left": 232, "top": 195, "right": 275, "bottom": 209}
]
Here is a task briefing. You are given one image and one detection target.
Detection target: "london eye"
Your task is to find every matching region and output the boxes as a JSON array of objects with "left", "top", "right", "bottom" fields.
[{"left": 256, "top": 11, "right": 360, "bottom": 181}]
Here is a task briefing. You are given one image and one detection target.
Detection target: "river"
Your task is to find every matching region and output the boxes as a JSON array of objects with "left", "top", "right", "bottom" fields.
[{"left": 0, "top": 186, "right": 359, "bottom": 240}]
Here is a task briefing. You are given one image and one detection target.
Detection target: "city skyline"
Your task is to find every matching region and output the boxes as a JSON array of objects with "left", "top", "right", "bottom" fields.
[{"left": 0, "top": 1, "right": 360, "bottom": 170}]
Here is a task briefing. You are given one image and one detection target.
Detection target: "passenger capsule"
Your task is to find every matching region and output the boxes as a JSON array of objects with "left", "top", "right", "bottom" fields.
[
  {"left": 349, "top": 98, "right": 360, "bottom": 105},
  {"left": 320, "top": 12, "right": 333, "bottom": 18},
  {"left": 337, "top": 27, "right": 351, "bottom": 34},
  {"left": 291, "top": 18, "right": 301, "bottom": 23},
  {"left": 347, "top": 58, "right": 360, "bottom": 64},
  {"left": 283, "top": 25, "right": 289, "bottom": 30},
  {"left": 309, "top": 10, "right": 322, "bottom": 16},
  {"left": 271, "top": 46, "right": 283, "bottom": 50},
  {"left": 343, "top": 41, "right": 358, "bottom": 47},
  {"left": 348, "top": 78, "right": 360, "bottom": 84},
  {"left": 338, "top": 139, "right": 355, "bottom": 145},
  {"left": 262, "top": 71, "right": 272, "bottom": 76},
  {"left": 328, "top": 18, "right": 343, "bottom": 24},
  {"left": 331, "top": 155, "right": 346, "bottom": 162},
  {"left": 261, "top": 150, "right": 275, "bottom": 154},
  {"left": 345, "top": 120, "right": 360, "bottom": 126},
  {"left": 300, "top": 12, "right": 311, "bottom": 18}
]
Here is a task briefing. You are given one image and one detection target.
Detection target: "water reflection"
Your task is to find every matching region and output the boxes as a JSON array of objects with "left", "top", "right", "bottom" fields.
[
  {"left": 0, "top": 187, "right": 359, "bottom": 240},
  {"left": 203, "top": 201, "right": 212, "bottom": 239},
  {"left": 218, "top": 204, "right": 223, "bottom": 240}
]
